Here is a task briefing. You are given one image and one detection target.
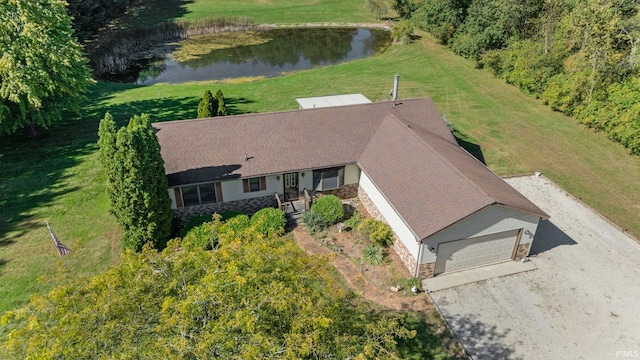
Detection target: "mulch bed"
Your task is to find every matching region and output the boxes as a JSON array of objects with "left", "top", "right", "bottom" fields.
[{"left": 293, "top": 198, "right": 434, "bottom": 311}]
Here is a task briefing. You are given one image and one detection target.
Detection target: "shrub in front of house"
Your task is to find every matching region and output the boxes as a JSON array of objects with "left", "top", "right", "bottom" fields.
[
  {"left": 362, "top": 244, "right": 385, "bottom": 265},
  {"left": 220, "top": 210, "right": 245, "bottom": 221},
  {"left": 310, "top": 195, "right": 344, "bottom": 226},
  {"left": 180, "top": 214, "right": 213, "bottom": 238},
  {"left": 302, "top": 210, "right": 325, "bottom": 234},
  {"left": 182, "top": 223, "right": 218, "bottom": 250},
  {"left": 250, "top": 207, "right": 286, "bottom": 237},
  {"left": 224, "top": 214, "right": 250, "bottom": 233},
  {"left": 358, "top": 218, "right": 394, "bottom": 247},
  {"left": 344, "top": 211, "right": 362, "bottom": 231}
]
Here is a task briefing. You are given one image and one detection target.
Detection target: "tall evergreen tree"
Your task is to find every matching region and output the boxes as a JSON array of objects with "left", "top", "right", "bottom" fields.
[
  {"left": 214, "top": 89, "right": 229, "bottom": 116},
  {"left": 0, "top": 0, "right": 94, "bottom": 137},
  {"left": 197, "top": 90, "right": 216, "bottom": 118},
  {"left": 97, "top": 112, "right": 117, "bottom": 169},
  {"left": 98, "top": 113, "right": 172, "bottom": 251}
]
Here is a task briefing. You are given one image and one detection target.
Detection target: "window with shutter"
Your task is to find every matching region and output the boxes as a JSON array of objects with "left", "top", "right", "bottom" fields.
[{"left": 244, "top": 177, "right": 266, "bottom": 193}]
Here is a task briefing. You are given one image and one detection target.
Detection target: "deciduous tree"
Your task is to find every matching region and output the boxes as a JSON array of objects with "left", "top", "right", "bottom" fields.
[
  {"left": 366, "top": 0, "right": 389, "bottom": 20},
  {"left": 392, "top": 0, "right": 421, "bottom": 19},
  {"left": 411, "top": 0, "right": 640, "bottom": 153},
  {"left": 0, "top": 0, "right": 93, "bottom": 137},
  {"left": 2, "top": 222, "right": 415, "bottom": 358},
  {"left": 67, "top": 0, "right": 140, "bottom": 41},
  {"left": 411, "top": 0, "right": 472, "bottom": 44},
  {"left": 391, "top": 20, "right": 415, "bottom": 44}
]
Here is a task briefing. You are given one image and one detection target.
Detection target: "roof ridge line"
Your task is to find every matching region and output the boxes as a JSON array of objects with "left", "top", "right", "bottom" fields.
[
  {"left": 155, "top": 98, "right": 415, "bottom": 125},
  {"left": 389, "top": 115, "right": 494, "bottom": 202}
]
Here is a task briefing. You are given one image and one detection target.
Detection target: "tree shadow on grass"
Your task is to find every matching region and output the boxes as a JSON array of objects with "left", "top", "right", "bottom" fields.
[
  {"left": 0, "top": 239, "right": 16, "bottom": 247},
  {"left": 453, "top": 129, "right": 486, "bottom": 165},
  {"left": 87, "top": 83, "right": 255, "bottom": 122},
  {"left": 86, "top": 85, "right": 200, "bottom": 124},
  {"left": 112, "top": 0, "right": 193, "bottom": 30},
  {"left": 226, "top": 97, "right": 256, "bottom": 115},
  {"left": 0, "top": 80, "right": 256, "bottom": 249},
  {"left": 0, "top": 259, "right": 8, "bottom": 274},
  {"left": 0, "top": 82, "right": 215, "bottom": 246},
  {"left": 0, "top": 129, "right": 88, "bottom": 247}
]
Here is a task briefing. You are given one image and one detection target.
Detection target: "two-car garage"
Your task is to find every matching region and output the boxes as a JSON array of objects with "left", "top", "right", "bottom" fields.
[
  {"left": 415, "top": 204, "right": 543, "bottom": 278},
  {"left": 434, "top": 229, "right": 522, "bottom": 275}
]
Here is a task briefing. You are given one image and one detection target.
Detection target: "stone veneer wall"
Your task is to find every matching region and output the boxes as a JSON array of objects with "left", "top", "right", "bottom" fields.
[
  {"left": 173, "top": 195, "right": 277, "bottom": 225},
  {"left": 417, "top": 262, "right": 435, "bottom": 278},
  {"left": 514, "top": 242, "right": 531, "bottom": 261},
  {"left": 315, "top": 183, "right": 358, "bottom": 199},
  {"left": 392, "top": 238, "right": 418, "bottom": 275},
  {"left": 357, "top": 186, "right": 384, "bottom": 221},
  {"left": 358, "top": 185, "right": 420, "bottom": 276}
]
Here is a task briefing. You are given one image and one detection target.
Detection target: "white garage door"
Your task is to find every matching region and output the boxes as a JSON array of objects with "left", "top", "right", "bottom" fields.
[{"left": 434, "top": 229, "right": 520, "bottom": 275}]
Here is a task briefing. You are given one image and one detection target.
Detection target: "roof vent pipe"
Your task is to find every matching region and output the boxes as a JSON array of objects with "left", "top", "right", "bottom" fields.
[{"left": 392, "top": 74, "right": 400, "bottom": 101}]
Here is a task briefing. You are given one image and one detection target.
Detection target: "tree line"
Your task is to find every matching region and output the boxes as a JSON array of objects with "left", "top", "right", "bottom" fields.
[
  {"left": 67, "top": 0, "right": 142, "bottom": 41},
  {"left": 396, "top": 0, "right": 640, "bottom": 154}
]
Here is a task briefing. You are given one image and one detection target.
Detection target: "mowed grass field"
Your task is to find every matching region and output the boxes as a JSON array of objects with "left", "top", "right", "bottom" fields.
[
  {"left": 1, "top": 0, "right": 639, "bottom": 343},
  {"left": 122, "top": 0, "right": 378, "bottom": 28}
]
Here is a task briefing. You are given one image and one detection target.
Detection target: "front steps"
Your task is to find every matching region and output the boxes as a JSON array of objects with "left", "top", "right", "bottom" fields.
[{"left": 285, "top": 199, "right": 306, "bottom": 227}]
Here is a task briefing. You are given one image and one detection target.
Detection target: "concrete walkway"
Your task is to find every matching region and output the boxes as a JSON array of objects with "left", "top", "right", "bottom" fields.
[
  {"left": 423, "top": 260, "right": 537, "bottom": 292},
  {"left": 292, "top": 227, "right": 433, "bottom": 312}
]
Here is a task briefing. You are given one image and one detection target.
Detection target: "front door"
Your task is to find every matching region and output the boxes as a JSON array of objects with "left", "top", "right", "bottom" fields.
[{"left": 283, "top": 172, "right": 299, "bottom": 201}]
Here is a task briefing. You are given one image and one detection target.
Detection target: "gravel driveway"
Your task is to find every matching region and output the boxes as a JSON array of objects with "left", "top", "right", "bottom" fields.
[{"left": 430, "top": 175, "right": 640, "bottom": 360}]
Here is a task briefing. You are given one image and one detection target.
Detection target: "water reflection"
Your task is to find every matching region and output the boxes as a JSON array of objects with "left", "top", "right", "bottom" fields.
[{"left": 135, "top": 28, "right": 390, "bottom": 84}]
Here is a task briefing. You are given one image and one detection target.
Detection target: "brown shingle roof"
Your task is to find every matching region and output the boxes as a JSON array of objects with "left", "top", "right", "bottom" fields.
[
  {"left": 358, "top": 113, "right": 548, "bottom": 240},
  {"left": 155, "top": 97, "right": 548, "bottom": 240},
  {"left": 154, "top": 98, "right": 455, "bottom": 185}
]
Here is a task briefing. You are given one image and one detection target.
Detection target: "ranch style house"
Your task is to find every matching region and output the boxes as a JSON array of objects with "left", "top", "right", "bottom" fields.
[{"left": 154, "top": 97, "right": 548, "bottom": 278}]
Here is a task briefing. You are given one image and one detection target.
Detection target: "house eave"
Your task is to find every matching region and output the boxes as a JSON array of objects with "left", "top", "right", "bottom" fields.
[{"left": 167, "top": 162, "right": 358, "bottom": 187}]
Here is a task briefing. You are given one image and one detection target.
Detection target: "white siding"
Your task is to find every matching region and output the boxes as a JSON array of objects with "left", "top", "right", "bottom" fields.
[
  {"left": 221, "top": 175, "right": 281, "bottom": 202},
  {"left": 299, "top": 171, "right": 313, "bottom": 193},
  {"left": 344, "top": 164, "right": 361, "bottom": 184},
  {"left": 421, "top": 205, "right": 540, "bottom": 263},
  {"left": 359, "top": 172, "right": 420, "bottom": 259},
  {"left": 168, "top": 188, "right": 177, "bottom": 209}
]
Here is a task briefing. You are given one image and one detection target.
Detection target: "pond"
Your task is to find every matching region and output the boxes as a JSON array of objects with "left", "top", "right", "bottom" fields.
[{"left": 114, "top": 28, "right": 390, "bottom": 84}]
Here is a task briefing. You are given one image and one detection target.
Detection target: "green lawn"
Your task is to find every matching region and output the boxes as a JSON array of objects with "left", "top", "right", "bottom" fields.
[
  {"left": 1, "top": 0, "right": 639, "bottom": 354},
  {"left": 181, "top": 0, "right": 377, "bottom": 24},
  {"left": 0, "top": 113, "right": 121, "bottom": 316},
  {"left": 120, "top": 0, "right": 379, "bottom": 28}
]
